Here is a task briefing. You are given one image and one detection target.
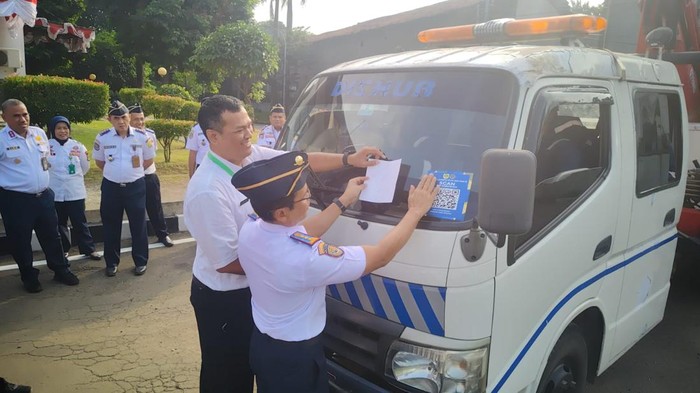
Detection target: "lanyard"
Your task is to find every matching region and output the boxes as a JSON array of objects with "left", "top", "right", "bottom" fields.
[{"left": 207, "top": 151, "right": 235, "bottom": 176}]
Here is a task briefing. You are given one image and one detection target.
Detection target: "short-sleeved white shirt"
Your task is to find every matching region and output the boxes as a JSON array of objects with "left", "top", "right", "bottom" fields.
[
  {"left": 48, "top": 138, "right": 90, "bottom": 201},
  {"left": 184, "top": 146, "right": 284, "bottom": 291},
  {"left": 239, "top": 219, "right": 366, "bottom": 342},
  {"left": 185, "top": 124, "right": 209, "bottom": 165},
  {"left": 142, "top": 128, "right": 158, "bottom": 175},
  {"left": 0, "top": 125, "right": 50, "bottom": 193},
  {"left": 256, "top": 125, "right": 281, "bottom": 148},
  {"left": 92, "top": 126, "right": 155, "bottom": 183}
]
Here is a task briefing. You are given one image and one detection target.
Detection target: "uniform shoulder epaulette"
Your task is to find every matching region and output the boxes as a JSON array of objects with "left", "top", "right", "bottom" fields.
[
  {"left": 144, "top": 128, "right": 156, "bottom": 135},
  {"left": 134, "top": 129, "right": 146, "bottom": 135},
  {"left": 99, "top": 129, "right": 111, "bottom": 136},
  {"left": 247, "top": 213, "right": 259, "bottom": 221},
  {"left": 290, "top": 231, "right": 320, "bottom": 246}
]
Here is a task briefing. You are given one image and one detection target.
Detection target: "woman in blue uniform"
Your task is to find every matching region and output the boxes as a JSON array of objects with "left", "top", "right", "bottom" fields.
[
  {"left": 47, "top": 116, "right": 101, "bottom": 260},
  {"left": 233, "top": 152, "right": 439, "bottom": 393}
]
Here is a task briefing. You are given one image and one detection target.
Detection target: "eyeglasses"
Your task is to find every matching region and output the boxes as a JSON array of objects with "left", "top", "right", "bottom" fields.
[{"left": 293, "top": 190, "right": 312, "bottom": 204}]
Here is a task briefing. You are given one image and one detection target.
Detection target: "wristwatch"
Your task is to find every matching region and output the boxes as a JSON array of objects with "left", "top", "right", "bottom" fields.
[
  {"left": 342, "top": 151, "right": 352, "bottom": 167},
  {"left": 332, "top": 197, "right": 347, "bottom": 212}
]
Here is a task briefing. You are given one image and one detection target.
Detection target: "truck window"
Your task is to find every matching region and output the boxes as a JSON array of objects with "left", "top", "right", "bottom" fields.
[
  {"left": 633, "top": 91, "right": 683, "bottom": 196},
  {"left": 513, "top": 87, "right": 612, "bottom": 254},
  {"left": 280, "top": 70, "right": 518, "bottom": 227}
]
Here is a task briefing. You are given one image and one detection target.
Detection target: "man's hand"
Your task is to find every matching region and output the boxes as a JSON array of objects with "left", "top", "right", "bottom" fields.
[
  {"left": 339, "top": 176, "right": 368, "bottom": 206},
  {"left": 347, "top": 146, "right": 386, "bottom": 168},
  {"left": 407, "top": 175, "right": 439, "bottom": 218}
]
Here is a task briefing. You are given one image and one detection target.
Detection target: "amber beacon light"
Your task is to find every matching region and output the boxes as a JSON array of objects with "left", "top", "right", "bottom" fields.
[{"left": 417, "top": 14, "right": 607, "bottom": 44}]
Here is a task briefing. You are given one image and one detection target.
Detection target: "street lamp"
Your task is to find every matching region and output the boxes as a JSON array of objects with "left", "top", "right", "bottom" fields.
[
  {"left": 88, "top": 73, "right": 96, "bottom": 81},
  {"left": 157, "top": 67, "right": 167, "bottom": 77}
]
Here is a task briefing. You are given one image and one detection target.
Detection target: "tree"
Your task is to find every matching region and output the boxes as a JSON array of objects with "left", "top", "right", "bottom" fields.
[
  {"left": 193, "top": 21, "right": 279, "bottom": 104},
  {"left": 569, "top": 0, "right": 606, "bottom": 17},
  {"left": 71, "top": 30, "right": 138, "bottom": 95}
]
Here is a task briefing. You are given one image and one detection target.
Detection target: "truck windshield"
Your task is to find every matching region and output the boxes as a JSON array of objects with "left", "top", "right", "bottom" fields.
[{"left": 279, "top": 70, "right": 518, "bottom": 227}]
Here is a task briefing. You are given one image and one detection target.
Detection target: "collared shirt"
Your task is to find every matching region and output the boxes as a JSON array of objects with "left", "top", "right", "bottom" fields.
[
  {"left": 256, "top": 125, "right": 281, "bottom": 148},
  {"left": 142, "top": 128, "right": 158, "bottom": 175},
  {"left": 92, "top": 126, "right": 155, "bottom": 183},
  {"left": 0, "top": 125, "right": 50, "bottom": 193},
  {"left": 47, "top": 138, "right": 90, "bottom": 201},
  {"left": 239, "top": 219, "right": 366, "bottom": 342},
  {"left": 185, "top": 124, "right": 210, "bottom": 165},
  {"left": 184, "top": 146, "right": 284, "bottom": 291}
]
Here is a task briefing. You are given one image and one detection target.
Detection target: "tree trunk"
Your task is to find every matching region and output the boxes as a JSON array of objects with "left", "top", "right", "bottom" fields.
[{"left": 136, "top": 58, "right": 145, "bottom": 88}]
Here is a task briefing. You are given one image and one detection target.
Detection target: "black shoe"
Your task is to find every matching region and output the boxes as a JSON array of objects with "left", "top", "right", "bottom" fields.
[
  {"left": 105, "top": 265, "right": 118, "bottom": 277},
  {"left": 2, "top": 380, "right": 31, "bottom": 393},
  {"left": 53, "top": 270, "right": 79, "bottom": 286},
  {"left": 23, "top": 280, "right": 43, "bottom": 294},
  {"left": 159, "top": 236, "right": 174, "bottom": 247},
  {"left": 134, "top": 265, "right": 147, "bottom": 276},
  {"left": 85, "top": 251, "right": 102, "bottom": 260}
]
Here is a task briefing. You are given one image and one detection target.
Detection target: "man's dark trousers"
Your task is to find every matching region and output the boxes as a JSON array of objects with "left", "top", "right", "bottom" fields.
[
  {"left": 100, "top": 178, "right": 148, "bottom": 268},
  {"left": 144, "top": 173, "right": 169, "bottom": 240},
  {"left": 0, "top": 188, "right": 69, "bottom": 283},
  {"left": 55, "top": 199, "right": 96, "bottom": 255}
]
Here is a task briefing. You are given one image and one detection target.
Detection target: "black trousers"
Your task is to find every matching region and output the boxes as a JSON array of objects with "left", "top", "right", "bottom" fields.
[
  {"left": 0, "top": 188, "right": 69, "bottom": 283},
  {"left": 144, "top": 173, "right": 169, "bottom": 240},
  {"left": 250, "top": 327, "right": 329, "bottom": 393},
  {"left": 190, "top": 277, "right": 254, "bottom": 393},
  {"left": 100, "top": 178, "right": 148, "bottom": 268},
  {"left": 55, "top": 199, "right": 96, "bottom": 255}
]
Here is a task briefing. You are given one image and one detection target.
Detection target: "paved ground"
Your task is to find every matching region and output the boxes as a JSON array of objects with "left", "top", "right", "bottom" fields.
[{"left": 0, "top": 241, "right": 698, "bottom": 392}]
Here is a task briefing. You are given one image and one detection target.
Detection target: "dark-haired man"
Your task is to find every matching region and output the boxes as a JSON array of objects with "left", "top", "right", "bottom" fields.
[
  {"left": 0, "top": 99, "right": 79, "bottom": 293},
  {"left": 256, "top": 103, "right": 285, "bottom": 148},
  {"left": 93, "top": 100, "right": 155, "bottom": 277},
  {"left": 184, "top": 95, "right": 385, "bottom": 392},
  {"left": 128, "top": 103, "right": 174, "bottom": 247}
]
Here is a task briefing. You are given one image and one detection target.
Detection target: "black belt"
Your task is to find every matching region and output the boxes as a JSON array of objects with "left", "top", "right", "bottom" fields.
[
  {"left": 0, "top": 187, "right": 48, "bottom": 197},
  {"left": 105, "top": 178, "right": 142, "bottom": 188}
]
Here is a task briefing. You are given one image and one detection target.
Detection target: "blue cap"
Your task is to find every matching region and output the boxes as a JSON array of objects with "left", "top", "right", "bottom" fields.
[
  {"left": 48, "top": 115, "right": 71, "bottom": 139},
  {"left": 232, "top": 151, "right": 309, "bottom": 206},
  {"left": 108, "top": 100, "right": 128, "bottom": 116},
  {"left": 128, "top": 103, "right": 143, "bottom": 114}
]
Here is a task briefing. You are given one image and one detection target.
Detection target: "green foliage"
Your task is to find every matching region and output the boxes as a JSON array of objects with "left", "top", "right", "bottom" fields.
[
  {"left": 143, "top": 94, "right": 187, "bottom": 119},
  {"left": 0, "top": 75, "right": 109, "bottom": 128},
  {"left": 243, "top": 103, "right": 256, "bottom": 124},
  {"left": 71, "top": 31, "right": 138, "bottom": 94},
  {"left": 569, "top": 0, "right": 606, "bottom": 16},
  {"left": 147, "top": 119, "right": 193, "bottom": 162},
  {"left": 193, "top": 21, "right": 279, "bottom": 103},
  {"left": 175, "top": 101, "right": 201, "bottom": 121},
  {"left": 157, "top": 84, "right": 194, "bottom": 101},
  {"left": 119, "top": 88, "right": 157, "bottom": 106}
]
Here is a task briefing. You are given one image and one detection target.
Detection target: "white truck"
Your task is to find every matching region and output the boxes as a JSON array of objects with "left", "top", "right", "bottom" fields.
[{"left": 277, "top": 14, "right": 686, "bottom": 393}]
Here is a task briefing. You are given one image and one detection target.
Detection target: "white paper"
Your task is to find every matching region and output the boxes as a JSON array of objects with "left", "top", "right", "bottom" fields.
[{"left": 360, "top": 159, "right": 402, "bottom": 203}]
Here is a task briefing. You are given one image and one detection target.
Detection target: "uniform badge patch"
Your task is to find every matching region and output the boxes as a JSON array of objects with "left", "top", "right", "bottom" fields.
[
  {"left": 8, "top": 130, "right": 15, "bottom": 138},
  {"left": 147, "top": 138, "right": 154, "bottom": 148},
  {"left": 93, "top": 141, "right": 100, "bottom": 151},
  {"left": 290, "top": 231, "right": 320, "bottom": 246},
  {"left": 317, "top": 241, "right": 344, "bottom": 258}
]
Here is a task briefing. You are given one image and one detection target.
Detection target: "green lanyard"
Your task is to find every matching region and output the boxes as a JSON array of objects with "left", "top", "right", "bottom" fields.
[{"left": 207, "top": 151, "right": 236, "bottom": 176}]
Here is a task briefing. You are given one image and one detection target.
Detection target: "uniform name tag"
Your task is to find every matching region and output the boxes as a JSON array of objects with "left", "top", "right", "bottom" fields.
[{"left": 6, "top": 145, "right": 20, "bottom": 151}]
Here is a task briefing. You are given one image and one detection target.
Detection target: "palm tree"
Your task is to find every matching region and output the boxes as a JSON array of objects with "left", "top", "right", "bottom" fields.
[
  {"left": 270, "top": 0, "right": 281, "bottom": 41},
  {"left": 281, "top": 0, "right": 306, "bottom": 106}
]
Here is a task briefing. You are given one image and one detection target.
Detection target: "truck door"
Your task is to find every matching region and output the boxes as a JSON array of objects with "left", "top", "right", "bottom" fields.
[
  {"left": 609, "top": 87, "right": 685, "bottom": 359},
  {"left": 489, "top": 82, "right": 625, "bottom": 391}
]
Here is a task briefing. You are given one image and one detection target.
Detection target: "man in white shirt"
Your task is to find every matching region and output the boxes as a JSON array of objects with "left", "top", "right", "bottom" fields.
[
  {"left": 0, "top": 99, "right": 79, "bottom": 293},
  {"left": 256, "top": 104, "right": 285, "bottom": 148},
  {"left": 184, "top": 95, "right": 385, "bottom": 393},
  {"left": 232, "top": 152, "right": 438, "bottom": 393},
  {"left": 185, "top": 123, "right": 209, "bottom": 178},
  {"left": 93, "top": 101, "right": 156, "bottom": 277},
  {"left": 128, "top": 103, "right": 174, "bottom": 247}
]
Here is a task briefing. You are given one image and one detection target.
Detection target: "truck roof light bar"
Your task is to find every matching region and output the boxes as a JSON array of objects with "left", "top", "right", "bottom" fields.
[{"left": 417, "top": 14, "right": 607, "bottom": 44}]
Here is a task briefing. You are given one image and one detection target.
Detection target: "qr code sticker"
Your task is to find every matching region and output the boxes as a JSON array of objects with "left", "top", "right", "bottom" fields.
[{"left": 432, "top": 188, "right": 460, "bottom": 210}]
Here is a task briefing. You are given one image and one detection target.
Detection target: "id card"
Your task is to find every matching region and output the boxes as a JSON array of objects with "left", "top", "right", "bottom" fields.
[
  {"left": 41, "top": 157, "right": 50, "bottom": 171},
  {"left": 68, "top": 162, "right": 76, "bottom": 174},
  {"left": 132, "top": 155, "right": 140, "bottom": 168}
]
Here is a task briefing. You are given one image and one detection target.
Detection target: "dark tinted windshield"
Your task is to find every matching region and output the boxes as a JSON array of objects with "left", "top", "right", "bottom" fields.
[{"left": 280, "top": 70, "right": 517, "bottom": 226}]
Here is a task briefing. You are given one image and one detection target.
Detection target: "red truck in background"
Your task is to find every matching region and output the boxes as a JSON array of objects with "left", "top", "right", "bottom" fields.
[{"left": 637, "top": 0, "right": 700, "bottom": 251}]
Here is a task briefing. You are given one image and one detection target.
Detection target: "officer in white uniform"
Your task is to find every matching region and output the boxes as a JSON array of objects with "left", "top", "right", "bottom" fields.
[
  {"left": 256, "top": 104, "right": 285, "bottom": 148},
  {"left": 233, "top": 152, "right": 439, "bottom": 393},
  {"left": 0, "top": 99, "right": 79, "bottom": 293},
  {"left": 184, "top": 95, "right": 387, "bottom": 393},
  {"left": 185, "top": 123, "right": 209, "bottom": 178},
  {"left": 128, "top": 103, "right": 174, "bottom": 247},
  {"left": 47, "top": 115, "right": 100, "bottom": 260},
  {"left": 93, "top": 100, "right": 156, "bottom": 277}
]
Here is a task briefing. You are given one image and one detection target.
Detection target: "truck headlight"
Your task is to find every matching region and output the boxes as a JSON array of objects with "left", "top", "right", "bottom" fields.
[{"left": 386, "top": 341, "right": 488, "bottom": 393}]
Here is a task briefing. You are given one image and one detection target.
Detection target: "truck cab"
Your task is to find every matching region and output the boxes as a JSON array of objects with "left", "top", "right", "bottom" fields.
[{"left": 278, "top": 15, "right": 687, "bottom": 393}]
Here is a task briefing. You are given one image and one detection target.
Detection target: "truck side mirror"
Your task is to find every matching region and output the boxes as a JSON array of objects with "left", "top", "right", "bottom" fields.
[{"left": 477, "top": 149, "right": 536, "bottom": 245}]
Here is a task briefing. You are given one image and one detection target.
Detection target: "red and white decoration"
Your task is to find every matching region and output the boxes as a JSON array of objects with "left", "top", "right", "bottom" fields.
[{"left": 1, "top": 0, "right": 95, "bottom": 52}]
